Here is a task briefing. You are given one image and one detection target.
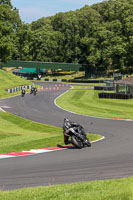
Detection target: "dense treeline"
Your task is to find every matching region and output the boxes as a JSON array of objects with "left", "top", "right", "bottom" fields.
[{"left": 0, "top": 0, "right": 133, "bottom": 74}]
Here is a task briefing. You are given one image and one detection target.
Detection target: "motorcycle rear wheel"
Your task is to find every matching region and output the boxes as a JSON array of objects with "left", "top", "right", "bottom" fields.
[{"left": 71, "top": 135, "right": 83, "bottom": 149}]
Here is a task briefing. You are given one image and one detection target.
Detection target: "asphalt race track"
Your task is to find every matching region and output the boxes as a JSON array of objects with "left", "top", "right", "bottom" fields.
[{"left": 0, "top": 82, "right": 133, "bottom": 190}]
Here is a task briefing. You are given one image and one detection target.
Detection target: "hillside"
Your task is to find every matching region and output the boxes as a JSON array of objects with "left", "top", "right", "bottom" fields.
[{"left": 0, "top": 69, "right": 32, "bottom": 98}]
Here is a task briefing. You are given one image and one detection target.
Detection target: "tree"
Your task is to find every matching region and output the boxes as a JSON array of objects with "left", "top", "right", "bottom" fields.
[
  {"left": 0, "top": 0, "right": 12, "bottom": 7},
  {"left": 0, "top": 0, "right": 21, "bottom": 62},
  {"left": 1, "top": 0, "right": 133, "bottom": 74}
]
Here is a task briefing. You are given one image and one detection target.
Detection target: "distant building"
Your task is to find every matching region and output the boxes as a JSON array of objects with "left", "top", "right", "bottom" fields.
[
  {"left": 99, "top": 76, "right": 133, "bottom": 99},
  {"left": 13, "top": 68, "right": 48, "bottom": 79},
  {"left": 113, "top": 72, "right": 123, "bottom": 81},
  {"left": 116, "top": 76, "right": 133, "bottom": 96}
]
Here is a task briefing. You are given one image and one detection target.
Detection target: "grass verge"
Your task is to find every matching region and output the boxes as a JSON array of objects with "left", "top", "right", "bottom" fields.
[
  {"left": 0, "top": 111, "right": 101, "bottom": 154},
  {"left": 0, "top": 69, "right": 32, "bottom": 98},
  {"left": 0, "top": 177, "right": 133, "bottom": 199},
  {"left": 56, "top": 89, "right": 133, "bottom": 119},
  {"left": 71, "top": 86, "right": 94, "bottom": 89},
  {"left": 1, "top": 69, "right": 131, "bottom": 198}
]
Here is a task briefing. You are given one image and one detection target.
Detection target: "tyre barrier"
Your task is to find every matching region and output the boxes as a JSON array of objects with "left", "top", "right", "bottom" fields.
[
  {"left": 94, "top": 86, "right": 114, "bottom": 91},
  {"left": 6, "top": 85, "right": 32, "bottom": 93},
  {"left": 33, "top": 78, "right": 67, "bottom": 82},
  {"left": 6, "top": 84, "right": 69, "bottom": 94},
  {"left": 98, "top": 92, "right": 133, "bottom": 99},
  {"left": 70, "top": 79, "right": 105, "bottom": 83}
]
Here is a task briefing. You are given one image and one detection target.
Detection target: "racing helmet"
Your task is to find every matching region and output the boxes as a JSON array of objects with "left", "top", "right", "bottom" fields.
[
  {"left": 64, "top": 118, "right": 71, "bottom": 128},
  {"left": 64, "top": 118, "right": 69, "bottom": 123}
]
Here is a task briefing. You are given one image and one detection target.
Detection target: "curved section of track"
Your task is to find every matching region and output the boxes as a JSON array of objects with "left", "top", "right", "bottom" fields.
[{"left": 0, "top": 82, "right": 133, "bottom": 190}]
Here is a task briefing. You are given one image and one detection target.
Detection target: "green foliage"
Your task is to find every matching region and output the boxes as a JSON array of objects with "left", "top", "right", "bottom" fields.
[
  {"left": 0, "top": 0, "right": 21, "bottom": 62},
  {"left": 0, "top": 0, "right": 12, "bottom": 7},
  {"left": 0, "top": 0, "right": 133, "bottom": 74}
]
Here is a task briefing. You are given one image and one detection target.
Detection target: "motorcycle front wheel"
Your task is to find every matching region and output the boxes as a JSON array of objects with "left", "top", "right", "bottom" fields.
[
  {"left": 85, "top": 138, "right": 91, "bottom": 147},
  {"left": 71, "top": 135, "right": 83, "bottom": 149}
]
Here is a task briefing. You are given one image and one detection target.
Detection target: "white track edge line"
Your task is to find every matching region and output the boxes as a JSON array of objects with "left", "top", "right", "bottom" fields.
[
  {"left": 0, "top": 107, "right": 6, "bottom": 112},
  {"left": 54, "top": 90, "right": 133, "bottom": 122}
]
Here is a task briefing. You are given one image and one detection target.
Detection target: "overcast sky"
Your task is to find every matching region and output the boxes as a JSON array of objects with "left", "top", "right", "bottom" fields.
[{"left": 12, "top": 0, "right": 104, "bottom": 23}]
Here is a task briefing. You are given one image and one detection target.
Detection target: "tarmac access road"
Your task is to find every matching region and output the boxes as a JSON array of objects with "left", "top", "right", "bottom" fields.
[{"left": 0, "top": 82, "right": 133, "bottom": 190}]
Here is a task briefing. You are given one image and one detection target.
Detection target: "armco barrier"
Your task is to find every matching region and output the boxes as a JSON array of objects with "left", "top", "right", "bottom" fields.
[
  {"left": 6, "top": 85, "right": 31, "bottom": 93},
  {"left": 70, "top": 79, "right": 105, "bottom": 83},
  {"left": 33, "top": 78, "right": 109, "bottom": 83},
  {"left": 33, "top": 78, "right": 68, "bottom": 82}
]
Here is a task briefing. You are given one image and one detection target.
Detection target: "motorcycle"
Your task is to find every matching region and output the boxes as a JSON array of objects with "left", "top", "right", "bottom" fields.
[
  {"left": 33, "top": 88, "right": 37, "bottom": 96},
  {"left": 70, "top": 126, "right": 91, "bottom": 149},
  {"left": 30, "top": 88, "right": 37, "bottom": 95},
  {"left": 63, "top": 118, "right": 91, "bottom": 149},
  {"left": 30, "top": 88, "right": 34, "bottom": 94},
  {"left": 21, "top": 89, "right": 25, "bottom": 97}
]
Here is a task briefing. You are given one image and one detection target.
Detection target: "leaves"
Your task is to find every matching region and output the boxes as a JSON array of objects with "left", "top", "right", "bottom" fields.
[
  {"left": 0, "top": 0, "right": 133, "bottom": 74},
  {"left": 0, "top": 1, "right": 21, "bottom": 62}
]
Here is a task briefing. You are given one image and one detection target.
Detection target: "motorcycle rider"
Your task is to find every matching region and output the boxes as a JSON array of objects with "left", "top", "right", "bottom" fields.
[
  {"left": 30, "top": 85, "right": 34, "bottom": 94},
  {"left": 34, "top": 86, "right": 37, "bottom": 93},
  {"left": 21, "top": 87, "right": 26, "bottom": 97},
  {"left": 63, "top": 118, "right": 82, "bottom": 145},
  {"left": 30, "top": 85, "right": 37, "bottom": 94}
]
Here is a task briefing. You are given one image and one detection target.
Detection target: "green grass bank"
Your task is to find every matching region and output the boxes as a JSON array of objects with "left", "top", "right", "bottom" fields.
[
  {"left": 0, "top": 69, "right": 132, "bottom": 199},
  {"left": 0, "top": 177, "right": 133, "bottom": 199},
  {"left": 0, "top": 69, "right": 32, "bottom": 98},
  {"left": 0, "top": 111, "right": 100, "bottom": 154},
  {"left": 0, "top": 69, "right": 101, "bottom": 153},
  {"left": 56, "top": 89, "right": 133, "bottom": 120}
]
